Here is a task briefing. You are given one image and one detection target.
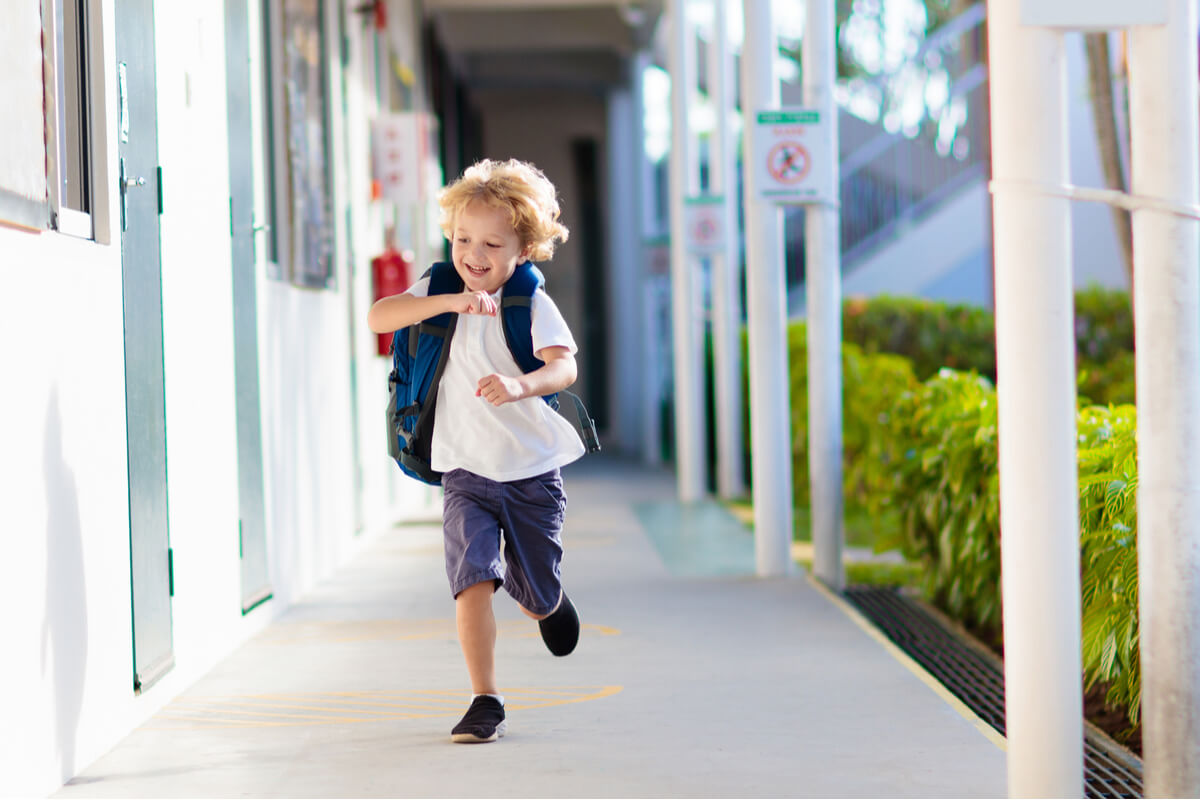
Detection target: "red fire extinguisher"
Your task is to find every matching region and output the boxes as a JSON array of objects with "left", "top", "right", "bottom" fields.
[{"left": 371, "top": 245, "right": 414, "bottom": 356}]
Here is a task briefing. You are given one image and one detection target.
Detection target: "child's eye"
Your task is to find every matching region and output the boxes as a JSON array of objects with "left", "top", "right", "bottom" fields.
[
  {"left": 486, "top": 242, "right": 501, "bottom": 248},
  {"left": 456, "top": 237, "right": 469, "bottom": 244}
]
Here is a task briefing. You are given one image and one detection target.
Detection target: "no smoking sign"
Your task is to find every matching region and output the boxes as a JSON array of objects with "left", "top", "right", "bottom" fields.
[
  {"left": 684, "top": 195, "right": 726, "bottom": 254},
  {"left": 754, "top": 108, "right": 834, "bottom": 204},
  {"left": 767, "top": 141, "right": 812, "bottom": 185}
]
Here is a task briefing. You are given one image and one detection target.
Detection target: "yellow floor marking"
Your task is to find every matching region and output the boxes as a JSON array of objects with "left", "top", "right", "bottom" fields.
[
  {"left": 144, "top": 686, "right": 624, "bottom": 731},
  {"left": 806, "top": 574, "right": 1008, "bottom": 752}
]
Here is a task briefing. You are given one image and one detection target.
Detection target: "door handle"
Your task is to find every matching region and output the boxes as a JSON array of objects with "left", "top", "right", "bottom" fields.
[{"left": 125, "top": 176, "right": 147, "bottom": 190}]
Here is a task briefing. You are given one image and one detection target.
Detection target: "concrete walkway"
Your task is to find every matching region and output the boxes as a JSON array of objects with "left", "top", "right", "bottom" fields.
[{"left": 55, "top": 456, "right": 1007, "bottom": 798}]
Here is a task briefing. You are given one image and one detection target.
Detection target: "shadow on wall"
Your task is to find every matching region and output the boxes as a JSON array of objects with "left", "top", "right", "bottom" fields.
[{"left": 40, "top": 388, "right": 88, "bottom": 783}]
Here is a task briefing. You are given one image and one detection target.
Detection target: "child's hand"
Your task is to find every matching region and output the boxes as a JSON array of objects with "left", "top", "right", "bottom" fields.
[
  {"left": 476, "top": 373, "right": 525, "bottom": 406},
  {"left": 451, "top": 291, "right": 498, "bottom": 316}
]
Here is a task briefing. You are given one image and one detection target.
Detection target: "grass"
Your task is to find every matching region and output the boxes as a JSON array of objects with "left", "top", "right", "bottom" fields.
[
  {"left": 725, "top": 499, "right": 900, "bottom": 549},
  {"left": 725, "top": 499, "right": 918, "bottom": 588}
]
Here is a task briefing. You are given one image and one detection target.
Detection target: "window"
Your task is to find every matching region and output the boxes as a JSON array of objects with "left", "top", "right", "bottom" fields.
[
  {"left": 0, "top": 1, "right": 98, "bottom": 237},
  {"left": 45, "top": 0, "right": 97, "bottom": 238}
]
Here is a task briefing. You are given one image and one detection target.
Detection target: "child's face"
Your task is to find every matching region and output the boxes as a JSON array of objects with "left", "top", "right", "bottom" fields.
[{"left": 450, "top": 200, "right": 529, "bottom": 294}]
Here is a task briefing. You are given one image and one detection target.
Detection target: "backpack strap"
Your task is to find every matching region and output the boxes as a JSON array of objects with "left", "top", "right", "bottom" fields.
[
  {"left": 501, "top": 262, "right": 600, "bottom": 453},
  {"left": 394, "top": 262, "right": 464, "bottom": 483},
  {"left": 501, "top": 261, "right": 563, "bottom": 405},
  {"left": 408, "top": 262, "right": 463, "bottom": 358},
  {"left": 500, "top": 261, "right": 547, "bottom": 377}
]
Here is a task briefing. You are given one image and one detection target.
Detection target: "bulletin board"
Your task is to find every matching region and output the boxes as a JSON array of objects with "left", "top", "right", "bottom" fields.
[{"left": 281, "top": 0, "right": 333, "bottom": 287}]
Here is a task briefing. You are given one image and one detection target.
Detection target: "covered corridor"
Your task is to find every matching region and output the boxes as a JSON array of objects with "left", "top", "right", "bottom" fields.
[{"left": 54, "top": 456, "right": 1006, "bottom": 798}]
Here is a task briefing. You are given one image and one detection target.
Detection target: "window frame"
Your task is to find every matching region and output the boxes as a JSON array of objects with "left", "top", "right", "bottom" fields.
[{"left": 41, "top": 0, "right": 109, "bottom": 242}]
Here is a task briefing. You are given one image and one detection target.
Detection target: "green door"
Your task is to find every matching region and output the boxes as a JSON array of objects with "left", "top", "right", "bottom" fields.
[
  {"left": 224, "top": 0, "right": 272, "bottom": 611},
  {"left": 116, "top": 0, "right": 173, "bottom": 693}
]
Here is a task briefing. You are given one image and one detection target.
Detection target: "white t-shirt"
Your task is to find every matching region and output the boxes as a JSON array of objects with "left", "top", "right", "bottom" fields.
[{"left": 405, "top": 276, "right": 586, "bottom": 482}]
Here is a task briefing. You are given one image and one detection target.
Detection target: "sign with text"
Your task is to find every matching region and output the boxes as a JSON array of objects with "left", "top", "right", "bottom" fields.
[
  {"left": 753, "top": 108, "right": 834, "bottom": 204},
  {"left": 684, "top": 195, "right": 726, "bottom": 254},
  {"left": 372, "top": 113, "right": 423, "bottom": 204}
]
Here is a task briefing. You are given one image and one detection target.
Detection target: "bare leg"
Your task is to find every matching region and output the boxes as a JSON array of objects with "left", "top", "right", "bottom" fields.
[
  {"left": 518, "top": 589, "right": 562, "bottom": 621},
  {"left": 456, "top": 581, "right": 498, "bottom": 695}
]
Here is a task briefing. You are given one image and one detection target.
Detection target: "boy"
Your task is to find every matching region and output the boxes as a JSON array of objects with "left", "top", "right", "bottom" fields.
[{"left": 367, "top": 159, "right": 584, "bottom": 744}]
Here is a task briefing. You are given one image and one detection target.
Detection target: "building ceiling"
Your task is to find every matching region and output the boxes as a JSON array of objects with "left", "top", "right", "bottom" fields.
[{"left": 424, "top": 0, "right": 663, "bottom": 91}]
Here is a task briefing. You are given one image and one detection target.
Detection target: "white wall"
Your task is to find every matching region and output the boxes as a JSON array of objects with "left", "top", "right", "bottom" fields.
[{"left": 0, "top": 1, "right": 435, "bottom": 796}]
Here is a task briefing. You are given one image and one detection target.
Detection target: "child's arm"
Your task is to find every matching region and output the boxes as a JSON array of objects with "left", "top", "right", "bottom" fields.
[
  {"left": 367, "top": 290, "right": 498, "bottom": 334},
  {"left": 475, "top": 346, "right": 577, "bottom": 406}
]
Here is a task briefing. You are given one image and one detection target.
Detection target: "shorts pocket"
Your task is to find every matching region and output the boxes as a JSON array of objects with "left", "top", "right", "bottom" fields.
[{"left": 520, "top": 471, "right": 565, "bottom": 513}]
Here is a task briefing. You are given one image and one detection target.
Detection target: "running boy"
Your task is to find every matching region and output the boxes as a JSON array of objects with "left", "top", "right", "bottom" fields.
[{"left": 367, "top": 158, "right": 584, "bottom": 744}]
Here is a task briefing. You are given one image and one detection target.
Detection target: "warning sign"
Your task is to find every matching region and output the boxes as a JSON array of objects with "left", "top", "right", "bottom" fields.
[
  {"left": 754, "top": 108, "right": 834, "bottom": 204},
  {"left": 684, "top": 195, "right": 726, "bottom": 254}
]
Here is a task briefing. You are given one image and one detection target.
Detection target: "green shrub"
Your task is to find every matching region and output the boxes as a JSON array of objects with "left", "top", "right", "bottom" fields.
[
  {"left": 782, "top": 322, "right": 918, "bottom": 510},
  {"left": 1077, "top": 404, "right": 1141, "bottom": 728},
  {"left": 884, "top": 370, "right": 1002, "bottom": 637}
]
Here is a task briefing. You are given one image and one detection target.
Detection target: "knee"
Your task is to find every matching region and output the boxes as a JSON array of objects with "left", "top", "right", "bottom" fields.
[{"left": 456, "top": 580, "right": 496, "bottom": 605}]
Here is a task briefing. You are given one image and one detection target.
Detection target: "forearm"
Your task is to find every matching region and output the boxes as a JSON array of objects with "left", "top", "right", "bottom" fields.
[
  {"left": 368, "top": 293, "right": 453, "bottom": 333},
  {"left": 517, "top": 355, "right": 577, "bottom": 399}
]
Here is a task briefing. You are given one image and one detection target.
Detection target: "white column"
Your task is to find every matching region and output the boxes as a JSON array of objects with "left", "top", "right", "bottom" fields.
[
  {"left": 636, "top": 51, "right": 664, "bottom": 467},
  {"left": 988, "top": 3, "right": 1083, "bottom": 796},
  {"left": 742, "top": 0, "right": 792, "bottom": 575},
  {"left": 803, "top": 0, "right": 844, "bottom": 590},
  {"left": 607, "top": 67, "right": 645, "bottom": 457},
  {"left": 1129, "top": 1, "right": 1200, "bottom": 793},
  {"left": 708, "top": 0, "right": 745, "bottom": 500},
  {"left": 667, "top": 0, "right": 707, "bottom": 500}
]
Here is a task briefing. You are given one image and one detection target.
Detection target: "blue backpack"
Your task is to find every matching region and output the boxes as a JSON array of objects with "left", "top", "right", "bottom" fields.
[{"left": 386, "top": 260, "right": 600, "bottom": 485}]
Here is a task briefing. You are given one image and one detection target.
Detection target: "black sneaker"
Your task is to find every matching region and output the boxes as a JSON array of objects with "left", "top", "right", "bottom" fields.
[
  {"left": 538, "top": 593, "right": 580, "bottom": 657},
  {"left": 450, "top": 695, "right": 506, "bottom": 743}
]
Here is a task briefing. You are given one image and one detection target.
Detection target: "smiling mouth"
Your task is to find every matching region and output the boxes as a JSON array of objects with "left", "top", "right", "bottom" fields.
[{"left": 465, "top": 263, "right": 490, "bottom": 278}]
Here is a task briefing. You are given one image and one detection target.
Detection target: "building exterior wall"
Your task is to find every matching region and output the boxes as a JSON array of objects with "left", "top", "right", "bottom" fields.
[{"left": 0, "top": 1, "right": 437, "bottom": 796}]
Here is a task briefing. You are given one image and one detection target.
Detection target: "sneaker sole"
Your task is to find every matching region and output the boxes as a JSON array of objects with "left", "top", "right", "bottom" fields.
[{"left": 450, "top": 720, "right": 507, "bottom": 743}]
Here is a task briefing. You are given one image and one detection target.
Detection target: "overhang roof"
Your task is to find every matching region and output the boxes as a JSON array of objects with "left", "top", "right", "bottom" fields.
[{"left": 424, "top": 0, "right": 663, "bottom": 91}]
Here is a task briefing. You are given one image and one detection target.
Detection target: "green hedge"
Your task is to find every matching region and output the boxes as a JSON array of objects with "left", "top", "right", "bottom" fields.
[
  {"left": 843, "top": 295, "right": 996, "bottom": 381},
  {"left": 841, "top": 288, "right": 1135, "bottom": 405}
]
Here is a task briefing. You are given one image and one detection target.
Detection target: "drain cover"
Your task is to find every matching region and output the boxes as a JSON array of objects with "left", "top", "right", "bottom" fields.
[{"left": 844, "top": 586, "right": 1143, "bottom": 799}]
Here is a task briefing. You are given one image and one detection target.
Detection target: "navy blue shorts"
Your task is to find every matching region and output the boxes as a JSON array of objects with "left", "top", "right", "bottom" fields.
[{"left": 441, "top": 468, "right": 567, "bottom": 616}]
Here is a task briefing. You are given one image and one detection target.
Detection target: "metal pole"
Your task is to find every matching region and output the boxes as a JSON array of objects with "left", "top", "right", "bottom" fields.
[
  {"left": 709, "top": 0, "right": 745, "bottom": 500},
  {"left": 742, "top": 0, "right": 792, "bottom": 576},
  {"left": 667, "top": 0, "right": 707, "bottom": 501},
  {"left": 803, "top": 0, "right": 844, "bottom": 591},
  {"left": 988, "top": 2, "right": 1083, "bottom": 795},
  {"left": 1129, "top": 0, "right": 1200, "bottom": 792}
]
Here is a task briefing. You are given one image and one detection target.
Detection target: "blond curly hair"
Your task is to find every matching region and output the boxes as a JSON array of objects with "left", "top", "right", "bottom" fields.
[{"left": 438, "top": 159, "right": 570, "bottom": 261}]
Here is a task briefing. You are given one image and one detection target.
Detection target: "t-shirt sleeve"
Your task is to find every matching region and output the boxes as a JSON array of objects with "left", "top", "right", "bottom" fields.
[
  {"left": 530, "top": 289, "right": 578, "bottom": 356},
  {"left": 405, "top": 275, "right": 431, "bottom": 298}
]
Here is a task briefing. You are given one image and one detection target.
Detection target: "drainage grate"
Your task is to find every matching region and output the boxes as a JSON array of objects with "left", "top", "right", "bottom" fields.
[{"left": 844, "top": 586, "right": 1143, "bottom": 799}]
